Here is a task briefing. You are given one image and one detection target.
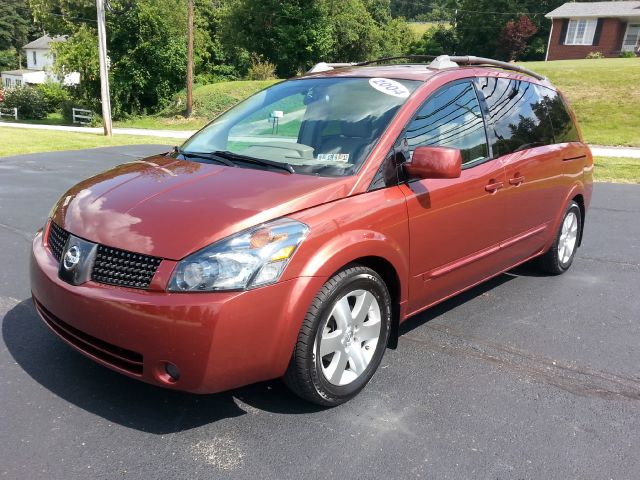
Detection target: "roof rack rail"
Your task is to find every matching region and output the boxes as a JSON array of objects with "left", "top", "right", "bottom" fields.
[
  {"left": 308, "top": 54, "right": 546, "bottom": 81},
  {"left": 308, "top": 56, "right": 437, "bottom": 73},
  {"left": 431, "top": 55, "right": 547, "bottom": 80}
]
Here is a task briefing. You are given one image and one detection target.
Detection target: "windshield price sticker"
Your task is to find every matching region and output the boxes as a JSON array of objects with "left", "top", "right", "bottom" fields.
[
  {"left": 317, "top": 153, "right": 350, "bottom": 162},
  {"left": 369, "top": 78, "right": 410, "bottom": 98}
]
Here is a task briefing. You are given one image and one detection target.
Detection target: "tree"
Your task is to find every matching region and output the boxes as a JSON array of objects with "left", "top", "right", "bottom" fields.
[
  {"left": 0, "top": 0, "right": 35, "bottom": 51},
  {"left": 1, "top": 0, "right": 38, "bottom": 68},
  {"left": 222, "top": 0, "right": 333, "bottom": 77},
  {"left": 322, "top": 0, "right": 381, "bottom": 62},
  {"left": 379, "top": 17, "right": 414, "bottom": 57},
  {"left": 453, "top": 0, "right": 575, "bottom": 60},
  {"left": 42, "top": 0, "right": 190, "bottom": 117},
  {"left": 498, "top": 15, "right": 537, "bottom": 61},
  {"left": 410, "top": 24, "right": 458, "bottom": 56}
]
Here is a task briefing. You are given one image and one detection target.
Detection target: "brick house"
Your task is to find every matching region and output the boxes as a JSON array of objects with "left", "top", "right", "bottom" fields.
[{"left": 545, "top": 1, "right": 640, "bottom": 60}]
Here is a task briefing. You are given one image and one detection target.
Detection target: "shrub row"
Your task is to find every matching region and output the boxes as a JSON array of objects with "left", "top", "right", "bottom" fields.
[{"left": 0, "top": 82, "right": 71, "bottom": 120}]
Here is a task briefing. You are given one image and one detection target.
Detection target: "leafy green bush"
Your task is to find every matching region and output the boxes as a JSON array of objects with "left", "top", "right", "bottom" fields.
[
  {"left": 194, "top": 65, "right": 240, "bottom": 85},
  {"left": 37, "top": 81, "right": 71, "bottom": 111},
  {"left": 246, "top": 56, "right": 277, "bottom": 80},
  {"left": 0, "top": 48, "right": 18, "bottom": 70},
  {"left": 586, "top": 51, "right": 605, "bottom": 59},
  {"left": 618, "top": 50, "right": 636, "bottom": 58},
  {"left": 1, "top": 86, "right": 49, "bottom": 119}
]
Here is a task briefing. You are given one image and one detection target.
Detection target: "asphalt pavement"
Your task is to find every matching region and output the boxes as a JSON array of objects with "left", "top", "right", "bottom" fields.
[{"left": 1, "top": 145, "right": 639, "bottom": 479}]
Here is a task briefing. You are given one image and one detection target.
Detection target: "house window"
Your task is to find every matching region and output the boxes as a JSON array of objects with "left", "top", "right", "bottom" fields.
[
  {"left": 565, "top": 19, "right": 598, "bottom": 45},
  {"left": 16, "top": 79, "right": 22, "bottom": 87},
  {"left": 622, "top": 24, "right": 640, "bottom": 52},
  {"left": 4, "top": 78, "right": 11, "bottom": 87},
  {"left": 33, "top": 51, "right": 37, "bottom": 65}
]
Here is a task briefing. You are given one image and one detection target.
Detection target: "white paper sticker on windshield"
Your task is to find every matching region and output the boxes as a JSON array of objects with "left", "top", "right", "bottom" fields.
[
  {"left": 318, "top": 153, "right": 350, "bottom": 162},
  {"left": 369, "top": 78, "right": 410, "bottom": 98}
]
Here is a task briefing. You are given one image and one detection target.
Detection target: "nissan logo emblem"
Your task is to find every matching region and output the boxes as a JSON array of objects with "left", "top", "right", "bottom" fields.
[{"left": 63, "top": 245, "right": 81, "bottom": 270}]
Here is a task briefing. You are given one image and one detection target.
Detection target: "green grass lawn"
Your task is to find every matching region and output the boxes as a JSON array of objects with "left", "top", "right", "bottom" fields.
[
  {"left": 593, "top": 156, "right": 640, "bottom": 183},
  {"left": 113, "top": 115, "right": 206, "bottom": 131},
  {"left": 0, "top": 127, "right": 181, "bottom": 158},
  {"left": 520, "top": 58, "right": 640, "bottom": 147}
]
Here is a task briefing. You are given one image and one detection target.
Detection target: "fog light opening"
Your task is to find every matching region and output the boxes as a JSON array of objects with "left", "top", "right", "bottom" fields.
[{"left": 164, "top": 362, "right": 181, "bottom": 382}]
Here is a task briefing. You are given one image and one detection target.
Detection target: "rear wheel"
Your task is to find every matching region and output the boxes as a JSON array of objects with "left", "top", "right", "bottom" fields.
[
  {"left": 537, "top": 201, "right": 581, "bottom": 275},
  {"left": 284, "top": 265, "right": 391, "bottom": 406}
]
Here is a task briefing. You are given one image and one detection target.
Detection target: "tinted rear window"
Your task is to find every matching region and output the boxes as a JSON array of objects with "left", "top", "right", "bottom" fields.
[
  {"left": 474, "top": 77, "right": 555, "bottom": 157},
  {"left": 536, "top": 86, "right": 580, "bottom": 143}
]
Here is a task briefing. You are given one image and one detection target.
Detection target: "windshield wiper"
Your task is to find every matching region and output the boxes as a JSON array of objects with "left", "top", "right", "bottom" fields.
[
  {"left": 212, "top": 150, "right": 295, "bottom": 174},
  {"left": 173, "top": 147, "right": 236, "bottom": 167}
]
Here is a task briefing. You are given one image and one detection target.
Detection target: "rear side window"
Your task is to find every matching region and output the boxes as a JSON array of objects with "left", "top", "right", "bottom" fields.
[
  {"left": 405, "top": 81, "right": 488, "bottom": 165},
  {"left": 536, "top": 86, "right": 580, "bottom": 143},
  {"left": 474, "top": 77, "right": 555, "bottom": 156}
]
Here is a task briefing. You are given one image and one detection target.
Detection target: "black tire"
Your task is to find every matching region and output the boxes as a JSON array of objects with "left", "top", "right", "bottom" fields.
[
  {"left": 537, "top": 200, "right": 582, "bottom": 275},
  {"left": 283, "top": 265, "right": 392, "bottom": 406}
]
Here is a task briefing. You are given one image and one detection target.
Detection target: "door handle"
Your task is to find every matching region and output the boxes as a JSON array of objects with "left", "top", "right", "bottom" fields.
[
  {"left": 509, "top": 175, "right": 525, "bottom": 186},
  {"left": 485, "top": 181, "right": 504, "bottom": 193}
]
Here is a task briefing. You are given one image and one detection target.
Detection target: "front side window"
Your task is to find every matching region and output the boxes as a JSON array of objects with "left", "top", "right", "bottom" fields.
[
  {"left": 565, "top": 19, "right": 598, "bottom": 45},
  {"left": 32, "top": 51, "right": 37, "bottom": 65},
  {"left": 16, "top": 79, "right": 22, "bottom": 86},
  {"left": 182, "top": 77, "right": 420, "bottom": 176},
  {"left": 474, "top": 77, "right": 554, "bottom": 157},
  {"left": 404, "top": 81, "right": 488, "bottom": 165}
]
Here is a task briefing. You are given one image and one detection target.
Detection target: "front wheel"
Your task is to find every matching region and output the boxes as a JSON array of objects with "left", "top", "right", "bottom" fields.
[
  {"left": 284, "top": 265, "right": 392, "bottom": 406},
  {"left": 537, "top": 200, "right": 582, "bottom": 275}
]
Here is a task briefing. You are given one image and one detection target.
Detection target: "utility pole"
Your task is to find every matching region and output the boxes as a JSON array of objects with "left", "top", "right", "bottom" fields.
[
  {"left": 96, "top": 0, "right": 112, "bottom": 136},
  {"left": 186, "top": 0, "right": 194, "bottom": 117}
]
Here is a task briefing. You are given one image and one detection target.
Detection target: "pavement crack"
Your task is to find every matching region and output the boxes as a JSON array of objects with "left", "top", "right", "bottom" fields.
[
  {"left": 401, "top": 324, "right": 640, "bottom": 401},
  {"left": 591, "top": 206, "right": 639, "bottom": 213},
  {"left": 0, "top": 222, "right": 33, "bottom": 242},
  {"left": 578, "top": 256, "right": 640, "bottom": 268}
]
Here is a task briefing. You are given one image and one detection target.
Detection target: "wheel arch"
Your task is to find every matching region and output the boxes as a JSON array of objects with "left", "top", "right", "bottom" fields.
[
  {"left": 289, "top": 231, "right": 409, "bottom": 351},
  {"left": 339, "top": 255, "right": 402, "bottom": 349}
]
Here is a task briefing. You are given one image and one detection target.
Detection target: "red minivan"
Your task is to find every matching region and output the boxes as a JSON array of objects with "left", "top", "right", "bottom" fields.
[{"left": 30, "top": 56, "right": 593, "bottom": 405}]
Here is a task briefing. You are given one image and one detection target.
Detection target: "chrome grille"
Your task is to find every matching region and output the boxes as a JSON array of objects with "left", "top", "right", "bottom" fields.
[
  {"left": 46, "top": 222, "right": 162, "bottom": 290},
  {"left": 48, "top": 222, "right": 69, "bottom": 262},
  {"left": 92, "top": 245, "right": 162, "bottom": 289}
]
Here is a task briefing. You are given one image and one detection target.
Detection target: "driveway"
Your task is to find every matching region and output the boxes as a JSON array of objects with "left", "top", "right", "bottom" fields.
[{"left": 1, "top": 146, "right": 639, "bottom": 479}]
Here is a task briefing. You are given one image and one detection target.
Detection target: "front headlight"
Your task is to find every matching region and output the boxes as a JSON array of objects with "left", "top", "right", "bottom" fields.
[{"left": 167, "top": 218, "right": 309, "bottom": 292}]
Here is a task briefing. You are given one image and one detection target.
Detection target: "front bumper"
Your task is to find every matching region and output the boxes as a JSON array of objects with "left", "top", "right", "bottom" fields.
[{"left": 30, "top": 232, "right": 326, "bottom": 394}]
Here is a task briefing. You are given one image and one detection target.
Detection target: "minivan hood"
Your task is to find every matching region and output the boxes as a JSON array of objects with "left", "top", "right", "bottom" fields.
[{"left": 52, "top": 155, "right": 350, "bottom": 259}]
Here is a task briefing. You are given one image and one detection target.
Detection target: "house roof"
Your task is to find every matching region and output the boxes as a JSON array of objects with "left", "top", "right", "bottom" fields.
[
  {"left": 1, "top": 69, "right": 32, "bottom": 75},
  {"left": 22, "top": 35, "right": 66, "bottom": 50},
  {"left": 546, "top": 1, "right": 640, "bottom": 18}
]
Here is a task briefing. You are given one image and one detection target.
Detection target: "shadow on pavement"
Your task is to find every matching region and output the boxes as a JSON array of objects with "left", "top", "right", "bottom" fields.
[
  {"left": 399, "top": 263, "right": 543, "bottom": 336},
  {"left": 2, "top": 262, "right": 547, "bottom": 434},
  {"left": 2, "top": 300, "right": 323, "bottom": 435}
]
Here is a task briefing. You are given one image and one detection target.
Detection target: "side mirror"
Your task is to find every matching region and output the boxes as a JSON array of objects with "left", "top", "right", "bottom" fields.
[{"left": 404, "top": 146, "right": 462, "bottom": 179}]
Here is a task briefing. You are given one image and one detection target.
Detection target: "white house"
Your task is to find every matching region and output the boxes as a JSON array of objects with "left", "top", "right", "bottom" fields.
[{"left": 1, "top": 35, "right": 80, "bottom": 88}]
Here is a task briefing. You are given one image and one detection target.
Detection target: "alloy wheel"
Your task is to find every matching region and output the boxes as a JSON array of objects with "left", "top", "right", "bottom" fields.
[
  {"left": 558, "top": 211, "right": 579, "bottom": 264},
  {"left": 317, "top": 289, "right": 382, "bottom": 386}
]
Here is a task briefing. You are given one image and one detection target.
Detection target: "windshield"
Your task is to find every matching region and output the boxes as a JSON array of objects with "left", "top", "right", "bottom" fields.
[{"left": 181, "top": 77, "right": 421, "bottom": 176}]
